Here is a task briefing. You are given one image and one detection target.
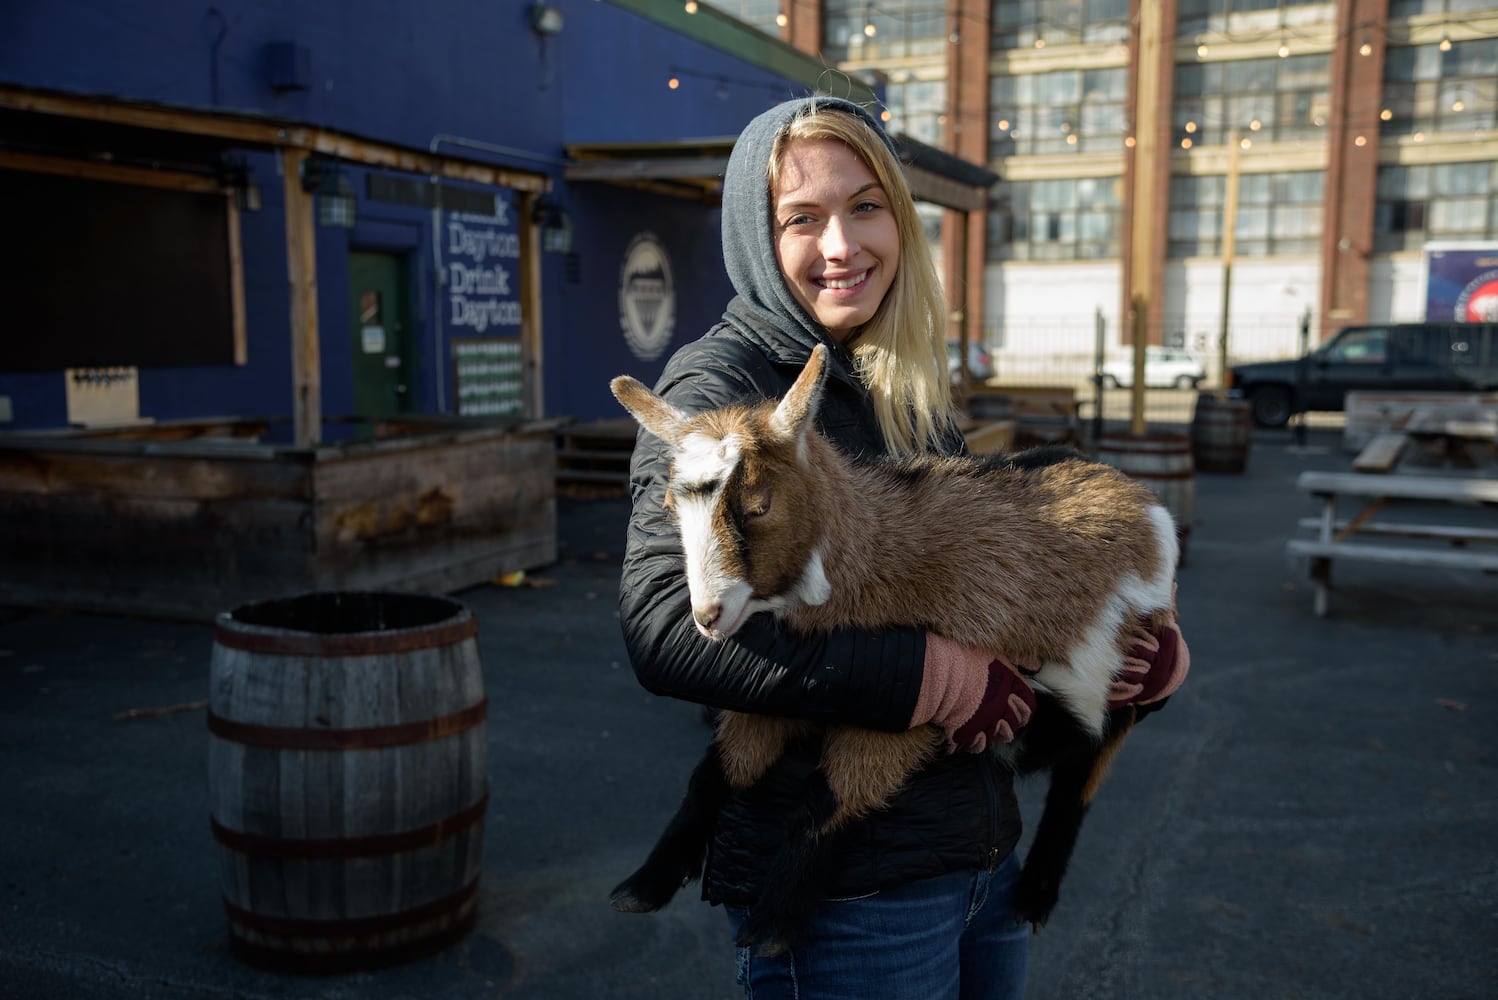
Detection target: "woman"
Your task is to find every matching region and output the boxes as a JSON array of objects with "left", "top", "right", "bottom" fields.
[{"left": 617, "top": 96, "right": 1184, "bottom": 999}]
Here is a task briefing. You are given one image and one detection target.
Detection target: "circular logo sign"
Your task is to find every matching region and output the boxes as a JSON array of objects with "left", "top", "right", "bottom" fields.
[
  {"left": 619, "top": 232, "right": 675, "bottom": 362},
  {"left": 1455, "top": 270, "right": 1498, "bottom": 323}
]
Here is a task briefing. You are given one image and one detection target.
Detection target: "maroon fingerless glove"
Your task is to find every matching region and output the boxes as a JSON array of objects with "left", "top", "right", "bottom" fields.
[
  {"left": 915, "top": 633, "right": 1037, "bottom": 753},
  {"left": 949, "top": 659, "right": 1037, "bottom": 752},
  {"left": 1108, "top": 615, "right": 1190, "bottom": 707}
]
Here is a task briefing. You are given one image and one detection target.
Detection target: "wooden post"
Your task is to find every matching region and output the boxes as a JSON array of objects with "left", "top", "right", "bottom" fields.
[
  {"left": 1217, "top": 129, "right": 1241, "bottom": 402},
  {"left": 281, "top": 148, "right": 320, "bottom": 448},
  {"left": 518, "top": 191, "right": 544, "bottom": 418},
  {"left": 1131, "top": 294, "right": 1148, "bottom": 436},
  {"left": 1127, "top": 0, "right": 1166, "bottom": 435}
]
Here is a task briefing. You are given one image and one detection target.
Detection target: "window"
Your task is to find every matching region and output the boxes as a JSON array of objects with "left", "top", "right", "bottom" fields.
[
  {"left": 990, "top": 67, "right": 1128, "bottom": 156},
  {"left": 883, "top": 78, "right": 947, "bottom": 146},
  {"left": 1381, "top": 40, "right": 1498, "bottom": 138},
  {"left": 1168, "top": 169, "right": 1323, "bottom": 257},
  {"left": 1174, "top": 54, "right": 1330, "bottom": 147},
  {"left": 1177, "top": 0, "right": 1333, "bottom": 38},
  {"left": 1374, "top": 162, "right": 1498, "bottom": 252},
  {"left": 694, "top": 1, "right": 784, "bottom": 34},
  {"left": 990, "top": 0, "right": 1131, "bottom": 49},
  {"left": 1325, "top": 328, "right": 1388, "bottom": 364},
  {"left": 988, "top": 175, "right": 1124, "bottom": 260},
  {"left": 823, "top": 0, "right": 947, "bottom": 62}
]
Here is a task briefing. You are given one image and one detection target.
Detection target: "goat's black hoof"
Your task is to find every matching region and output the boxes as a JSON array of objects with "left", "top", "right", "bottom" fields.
[
  {"left": 609, "top": 868, "right": 690, "bottom": 912},
  {"left": 733, "top": 927, "right": 792, "bottom": 958},
  {"left": 735, "top": 909, "right": 803, "bottom": 957},
  {"left": 1012, "top": 874, "right": 1058, "bottom": 931}
]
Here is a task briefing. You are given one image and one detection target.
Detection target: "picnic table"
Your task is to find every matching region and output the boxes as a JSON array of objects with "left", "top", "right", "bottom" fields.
[
  {"left": 1287, "top": 470, "right": 1498, "bottom": 616},
  {"left": 1350, "top": 397, "right": 1498, "bottom": 474}
]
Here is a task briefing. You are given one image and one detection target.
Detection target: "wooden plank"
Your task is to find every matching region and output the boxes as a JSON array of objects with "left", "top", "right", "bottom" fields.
[
  {"left": 1297, "top": 471, "right": 1498, "bottom": 503},
  {"left": 1286, "top": 539, "right": 1498, "bottom": 571},
  {"left": 1352, "top": 432, "right": 1408, "bottom": 473},
  {"left": 1296, "top": 518, "right": 1498, "bottom": 543}
]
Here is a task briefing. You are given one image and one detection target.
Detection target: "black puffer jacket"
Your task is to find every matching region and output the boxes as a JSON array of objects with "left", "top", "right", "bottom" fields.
[{"left": 616, "top": 97, "right": 1022, "bottom": 907}]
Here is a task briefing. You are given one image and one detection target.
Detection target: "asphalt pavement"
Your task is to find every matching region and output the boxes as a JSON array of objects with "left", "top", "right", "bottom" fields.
[{"left": 2, "top": 424, "right": 1495, "bottom": 1000}]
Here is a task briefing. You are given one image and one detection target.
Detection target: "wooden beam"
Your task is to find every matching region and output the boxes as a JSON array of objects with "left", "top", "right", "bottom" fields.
[
  {"left": 281, "top": 148, "right": 320, "bottom": 448},
  {"left": 0, "top": 150, "right": 226, "bottom": 192},
  {"left": 0, "top": 86, "right": 550, "bottom": 193}
]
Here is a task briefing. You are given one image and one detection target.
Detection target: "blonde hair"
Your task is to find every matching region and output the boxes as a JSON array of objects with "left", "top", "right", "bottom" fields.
[{"left": 768, "top": 105, "right": 954, "bottom": 456}]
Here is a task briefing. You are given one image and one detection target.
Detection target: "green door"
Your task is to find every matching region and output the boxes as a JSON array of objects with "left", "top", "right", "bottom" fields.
[{"left": 348, "top": 252, "right": 413, "bottom": 419}]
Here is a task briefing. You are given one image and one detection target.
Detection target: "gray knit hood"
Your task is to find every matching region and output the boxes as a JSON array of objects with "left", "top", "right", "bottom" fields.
[{"left": 718, "top": 96, "right": 900, "bottom": 365}]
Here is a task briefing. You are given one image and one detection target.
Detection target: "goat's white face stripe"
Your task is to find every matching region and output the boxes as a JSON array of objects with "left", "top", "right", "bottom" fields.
[{"left": 672, "top": 432, "right": 754, "bottom": 638}]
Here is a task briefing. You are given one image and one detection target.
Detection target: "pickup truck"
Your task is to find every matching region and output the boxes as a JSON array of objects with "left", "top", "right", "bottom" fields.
[{"left": 1227, "top": 322, "right": 1498, "bottom": 427}]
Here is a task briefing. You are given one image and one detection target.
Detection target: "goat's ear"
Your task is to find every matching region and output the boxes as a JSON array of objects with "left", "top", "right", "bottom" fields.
[
  {"left": 611, "top": 376, "right": 688, "bottom": 448},
  {"left": 769, "top": 344, "right": 827, "bottom": 446}
]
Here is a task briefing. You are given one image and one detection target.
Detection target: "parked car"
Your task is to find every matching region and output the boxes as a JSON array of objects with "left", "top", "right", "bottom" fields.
[
  {"left": 1095, "top": 347, "right": 1205, "bottom": 389},
  {"left": 1228, "top": 322, "right": 1498, "bottom": 428},
  {"left": 948, "top": 340, "right": 995, "bottom": 383}
]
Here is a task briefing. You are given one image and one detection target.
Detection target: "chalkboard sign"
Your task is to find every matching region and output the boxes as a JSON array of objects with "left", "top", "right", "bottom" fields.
[
  {"left": 0, "top": 168, "right": 240, "bottom": 371},
  {"left": 453, "top": 337, "right": 525, "bottom": 417}
]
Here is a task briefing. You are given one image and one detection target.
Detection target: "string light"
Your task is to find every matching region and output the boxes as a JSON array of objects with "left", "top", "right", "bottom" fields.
[
  {"left": 1278, "top": 40, "right": 1290, "bottom": 58},
  {"left": 1380, "top": 108, "right": 1392, "bottom": 121},
  {"left": 776, "top": 11, "right": 787, "bottom": 28},
  {"left": 668, "top": 76, "right": 680, "bottom": 89},
  {"left": 864, "top": 21, "right": 876, "bottom": 37},
  {"left": 1439, "top": 36, "right": 1452, "bottom": 52},
  {"left": 684, "top": 1, "right": 697, "bottom": 13},
  {"left": 1181, "top": 137, "right": 1193, "bottom": 149},
  {"left": 1359, "top": 40, "right": 1372, "bottom": 56},
  {"left": 1197, "top": 43, "right": 1209, "bottom": 58},
  {"left": 1354, "top": 135, "right": 1367, "bottom": 146}
]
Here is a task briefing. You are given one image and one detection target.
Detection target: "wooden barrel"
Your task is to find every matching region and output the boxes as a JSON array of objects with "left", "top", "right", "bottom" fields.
[
  {"left": 1094, "top": 432, "right": 1195, "bottom": 566},
  {"left": 207, "top": 591, "right": 487, "bottom": 972},
  {"left": 1191, "top": 394, "right": 1253, "bottom": 474}
]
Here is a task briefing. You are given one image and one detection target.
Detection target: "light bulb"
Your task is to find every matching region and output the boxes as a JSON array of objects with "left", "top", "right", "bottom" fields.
[
  {"left": 668, "top": 77, "right": 680, "bottom": 90},
  {"left": 684, "top": 1, "right": 697, "bottom": 13},
  {"left": 864, "top": 22, "right": 876, "bottom": 37}
]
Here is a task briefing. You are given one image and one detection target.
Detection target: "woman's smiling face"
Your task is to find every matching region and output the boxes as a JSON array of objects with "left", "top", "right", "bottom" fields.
[{"left": 772, "top": 137, "right": 899, "bottom": 343}]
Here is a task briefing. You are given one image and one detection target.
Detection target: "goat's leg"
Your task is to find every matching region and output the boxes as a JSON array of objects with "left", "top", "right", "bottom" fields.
[
  {"left": 736, "top": 726, "right": 940, "bottom": 956},
  {"left": 1013, "top": 705, "right": 1138, "bottom": 929},
  {"left": 613, "top": 713, "right": 805, "bottom": 913},
  {"left": 610, "top": 740, "right": 732, "bottom": 912},
  {"left": 733, "top": 764, "right": 842, "bottom": 957}
]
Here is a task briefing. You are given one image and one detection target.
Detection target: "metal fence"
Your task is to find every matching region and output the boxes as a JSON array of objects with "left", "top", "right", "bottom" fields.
[{"left": 969, "top": 310, "right": 1317, "bottom": 432}]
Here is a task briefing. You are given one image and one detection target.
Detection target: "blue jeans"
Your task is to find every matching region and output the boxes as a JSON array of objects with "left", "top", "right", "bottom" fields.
[{"left": 725, "top": 852, "right": 1029, "bottom": 1000}]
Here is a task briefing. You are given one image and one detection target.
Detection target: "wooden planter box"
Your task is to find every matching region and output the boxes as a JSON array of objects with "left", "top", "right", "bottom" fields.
[{"left": 0, "top": 417, "right": 557, "bottom": 620}]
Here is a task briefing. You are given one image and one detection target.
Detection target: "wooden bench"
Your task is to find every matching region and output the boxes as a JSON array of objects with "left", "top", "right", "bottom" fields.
[
  {"left": 989, "top": 385, "right": 1080, "bottom": 447},
  {"left": 555, "top": 417, "right": 638, "bottom": 486},
  {"left": 1289, "top": 470, "right": 1498, "bottom": 616}
]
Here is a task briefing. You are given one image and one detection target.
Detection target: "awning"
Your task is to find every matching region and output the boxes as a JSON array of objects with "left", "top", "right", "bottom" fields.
[{"left": 565, "top": 131, "right": 997, "bottom": 212}]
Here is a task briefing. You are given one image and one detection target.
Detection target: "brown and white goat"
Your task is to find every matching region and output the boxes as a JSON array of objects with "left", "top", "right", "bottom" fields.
[{"left": 610, "top": 344, "right": 1180, "bottom": 954}]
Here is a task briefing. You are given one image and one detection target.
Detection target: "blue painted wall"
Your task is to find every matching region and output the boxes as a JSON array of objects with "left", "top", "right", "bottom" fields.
[{"left": 0, "top": 0, "right": 812, "bottom": 429}]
